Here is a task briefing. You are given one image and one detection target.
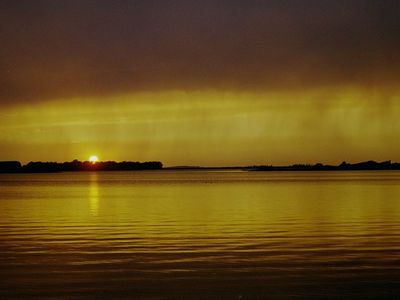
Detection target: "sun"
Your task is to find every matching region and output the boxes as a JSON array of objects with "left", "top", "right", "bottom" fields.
[{"left": 89, "top": 155, "right": 99, "bottom": 163}]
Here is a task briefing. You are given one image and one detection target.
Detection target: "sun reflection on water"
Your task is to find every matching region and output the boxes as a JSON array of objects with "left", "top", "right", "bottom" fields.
[{"left": 89, "top": 173, "right": 99, "bottom": 216}]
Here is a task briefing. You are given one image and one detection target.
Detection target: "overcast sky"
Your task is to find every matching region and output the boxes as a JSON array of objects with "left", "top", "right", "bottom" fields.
[{"left": 1, "top": 1, "right": 399, "bottom": 165}]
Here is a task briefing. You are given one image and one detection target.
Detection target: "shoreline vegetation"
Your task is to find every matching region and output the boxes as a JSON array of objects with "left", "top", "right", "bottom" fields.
[{"left": 1, "top": 160, "right": 400, "bottom": 173}]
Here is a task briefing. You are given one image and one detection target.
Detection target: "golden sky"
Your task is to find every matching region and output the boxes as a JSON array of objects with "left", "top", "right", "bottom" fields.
[{"left": 1, "top": 1, "right": 399, "bottom": 166}]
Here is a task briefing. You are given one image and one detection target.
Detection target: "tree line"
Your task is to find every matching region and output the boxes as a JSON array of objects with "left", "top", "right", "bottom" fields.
[{"left": 0, "top": 160, "right": 163, "bottom": 173}]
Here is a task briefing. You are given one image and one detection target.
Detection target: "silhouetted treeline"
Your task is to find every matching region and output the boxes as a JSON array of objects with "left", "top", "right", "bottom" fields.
[
  {"left": 2, "top": 159, "right": 400, "bottom": 173},
  {"left": 251, "top": 160, "right": 400, "bottom": 171},
  {"left": 0, "top": 160, "right": 163, "bottom": 173},
  {"left": 0, "top": 161, "right": 22, "bottom": 173}
]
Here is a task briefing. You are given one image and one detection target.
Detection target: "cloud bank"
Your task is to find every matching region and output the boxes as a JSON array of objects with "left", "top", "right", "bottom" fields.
[{"left": 1, "top": 0, "right": 399, "bottom": 104}]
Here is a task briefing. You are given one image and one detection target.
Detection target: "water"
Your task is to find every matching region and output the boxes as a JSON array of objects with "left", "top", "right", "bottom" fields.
[{"left": 1, "top": 171, "right": 400, "bottom": 299}]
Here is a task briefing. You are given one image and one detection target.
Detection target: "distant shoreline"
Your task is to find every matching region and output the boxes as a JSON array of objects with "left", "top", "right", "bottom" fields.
[
  {"left": 249, "top": 160, "right": 400, "bottom": 171},
  {"left": 1, "top": 160, "right": 400, "bottom": 173},
  {"left": 166, "top": 161, "right": 400, "bottom": 172}
]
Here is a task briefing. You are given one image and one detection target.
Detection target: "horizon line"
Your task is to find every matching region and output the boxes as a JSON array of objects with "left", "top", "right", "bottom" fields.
[{"left": 0, "top": 159, "right": 398, "bottom": 168}]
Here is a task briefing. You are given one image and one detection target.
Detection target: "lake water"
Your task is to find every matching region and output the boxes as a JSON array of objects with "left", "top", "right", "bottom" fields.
[{"left": 1, "top": 171, "right": 400, "bottom": 299}]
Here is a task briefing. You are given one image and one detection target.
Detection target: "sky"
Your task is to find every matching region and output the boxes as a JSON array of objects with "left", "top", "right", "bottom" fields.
[{"left": 1, "top": 0, "right": 400, "bottom": 166}]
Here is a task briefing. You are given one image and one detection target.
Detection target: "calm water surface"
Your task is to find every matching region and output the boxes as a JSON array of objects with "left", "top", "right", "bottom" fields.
[{"left": 1, "top": 171, "right": 400, "bottom": 299}]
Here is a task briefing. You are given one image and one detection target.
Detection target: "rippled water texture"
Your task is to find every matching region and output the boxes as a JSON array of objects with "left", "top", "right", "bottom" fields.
[{"left": 1, "top": 171, "right": 400, "bottom": 299}]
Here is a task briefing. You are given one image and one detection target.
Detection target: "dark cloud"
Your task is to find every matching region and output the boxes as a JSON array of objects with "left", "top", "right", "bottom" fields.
[{"left": 1, "top": 0, "right": 399, "bottom": 103}]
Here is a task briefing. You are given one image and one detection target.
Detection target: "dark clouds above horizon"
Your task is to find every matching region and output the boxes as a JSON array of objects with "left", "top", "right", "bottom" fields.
[{"left": 1, "top": 0, "right": 400, "bottom": 104}]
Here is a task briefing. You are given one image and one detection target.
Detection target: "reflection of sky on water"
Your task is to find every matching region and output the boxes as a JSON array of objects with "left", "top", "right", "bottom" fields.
[{"left": 1, "top": 171, "right": 400, "bottom": 299}]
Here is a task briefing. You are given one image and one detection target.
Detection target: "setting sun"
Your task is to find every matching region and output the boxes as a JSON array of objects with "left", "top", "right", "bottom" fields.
[{"left": 89, "top": 155, "right": 99, "bottom": 163}]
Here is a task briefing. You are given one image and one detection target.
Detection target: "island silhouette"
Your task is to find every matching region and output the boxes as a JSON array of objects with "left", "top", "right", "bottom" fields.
[
  {"left": 1, "top": 160, "right": 400, "bottom": 173},
  {"left": 0, "top": 160, "right": 163, "bottom": 173},
  {"left": 249, "top": 160, "right": 399, "bottom": 171}
]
